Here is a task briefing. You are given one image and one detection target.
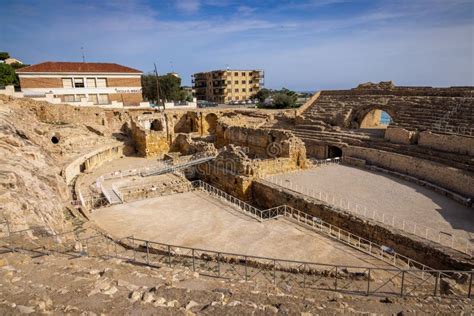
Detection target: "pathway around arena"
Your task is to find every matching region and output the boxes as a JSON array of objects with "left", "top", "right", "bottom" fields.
[
  {"left": 91, "top": 191, "right": 393, "bottom": 269},
  {"left": 268, "top": 165, "right": 474, "bottom": 241}
]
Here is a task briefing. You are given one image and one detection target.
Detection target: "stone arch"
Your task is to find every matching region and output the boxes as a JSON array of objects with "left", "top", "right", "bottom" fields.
[
  {"left": 205, "top": 113, "right": 218, "bottom": 134},
  {"left": 350, "top": 106, "right": 396, "bottom": 130}
]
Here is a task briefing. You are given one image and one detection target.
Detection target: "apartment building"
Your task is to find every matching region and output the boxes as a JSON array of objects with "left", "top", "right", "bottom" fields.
[
  {"left": 192, "top": 69, "right": 264, "bottom": 103},
  {"left": 17, "top": 62, "right": 144, "bottom": 106}
]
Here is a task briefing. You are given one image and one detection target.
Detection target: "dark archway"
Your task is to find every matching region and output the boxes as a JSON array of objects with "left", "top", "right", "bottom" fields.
[
  {"left": 150, "top": 119, "right": 164, "bottom": 131},
  {"left": 327, "top": 145, "right": 342, "bottom": 158}
]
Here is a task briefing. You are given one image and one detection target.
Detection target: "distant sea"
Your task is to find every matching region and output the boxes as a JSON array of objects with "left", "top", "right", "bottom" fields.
[{"left": 381, "top": 111, "right": 392, "bottom": 125}]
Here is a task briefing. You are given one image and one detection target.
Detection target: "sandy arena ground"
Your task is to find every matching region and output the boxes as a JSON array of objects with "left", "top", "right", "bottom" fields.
[
  {"left": 91, "top": 190, "right": 393, "bottom": 269},
  {"left": 267, "top": 165, "right": 474, "bottom": 242}
]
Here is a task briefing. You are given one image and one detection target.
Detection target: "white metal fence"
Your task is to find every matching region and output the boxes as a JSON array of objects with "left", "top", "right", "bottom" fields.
[
  {"left": 192, "top": 180, "right": 442, "bottom": 273},
  {"left": 265, "top": 170, "right": 473, "bottom": 257}
]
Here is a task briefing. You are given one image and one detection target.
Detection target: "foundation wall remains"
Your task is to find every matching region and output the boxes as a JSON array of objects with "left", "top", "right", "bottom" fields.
[
  {"left": 343, "top": 146, "right": 474, "bottom": 198},
  {"left": 63, "top": 144, "right": 125, "bottom": 184},
  {"left": 251, "top": 179, "right": 473, "bottom": 270}
]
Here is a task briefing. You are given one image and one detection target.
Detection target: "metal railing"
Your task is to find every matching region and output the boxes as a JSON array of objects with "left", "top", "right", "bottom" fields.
[
  {"left": 191, "top": 181, "right": 441, "bottom": 274},
  {"left": 1, "top": 223, "right": 472, "bottom": 299},
  {"left": 92, "top": 235, "right": 473, "bottom": 299},
  {"left": 264, "top": 170, "right": 473, "bottom": 257}
]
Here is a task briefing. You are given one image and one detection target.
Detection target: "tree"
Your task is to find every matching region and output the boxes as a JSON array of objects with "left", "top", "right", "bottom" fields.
[
  {"left": 0, "top": 52, "right": 10, "bottom": 61},
  {"left": 142, "top": 73, "right": 185, "bottom": 103},
  {"left": 253, "top": 88, "right": 271, "bottom": 103},
  {"left": 0, "top": 63, "right": 18, "bottom": 87},
  {"left": 272, "top": 93, "right": 297, "bottom": 109}
]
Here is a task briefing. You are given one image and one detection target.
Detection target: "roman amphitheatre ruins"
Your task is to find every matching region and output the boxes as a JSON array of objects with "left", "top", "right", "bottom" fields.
[{"left": 0, "top": 82, "right": 473, "bottom": 314}]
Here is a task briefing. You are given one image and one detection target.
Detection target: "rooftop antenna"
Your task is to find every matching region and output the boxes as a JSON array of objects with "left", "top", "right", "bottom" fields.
[
  {"left": 169, "top": 60, "right": 174, "bottom": 73},
  {"left": 81, "top": 46, "right": 86, "bottom": 62},
  {"left": 226, "top": 64, "right": 229, "bottom": 70}
]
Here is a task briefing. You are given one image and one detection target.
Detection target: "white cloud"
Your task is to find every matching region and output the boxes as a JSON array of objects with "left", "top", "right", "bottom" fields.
[{"left": 176, "top": 0, "right": 200, "bottom": 14}]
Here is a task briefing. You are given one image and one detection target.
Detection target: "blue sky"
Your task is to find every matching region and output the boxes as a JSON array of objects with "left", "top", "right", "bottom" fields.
[{"left": 1, "top": 0, "right": 473, "bottom": 90}]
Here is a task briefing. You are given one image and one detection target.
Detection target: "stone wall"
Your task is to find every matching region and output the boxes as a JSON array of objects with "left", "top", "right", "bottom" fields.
[
  {"left": 343, "top": 146, "right": 474, "bottom": 197},
  {"left": 384, "top": 127, "right": 416, "bottom": 145},
  {"left": 131, "top": 119, "right": 170, "bottom": 158},
  {"left": 251, "top": 179, "right": 473, "bottom": 270},
  {"left": 63, "top": 144, "right": 125, "bottom": 184},
  {"left": 216, "top": 125, "right": 307, "bottom": 164},
  {"left": 418, "top": 131, "right": 474, "bottom": 156}
]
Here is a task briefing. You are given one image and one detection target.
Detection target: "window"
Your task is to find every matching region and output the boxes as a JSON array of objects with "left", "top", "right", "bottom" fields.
[
  {"left": 86, "top": 78, "right": 96, "bottom": 88},
  {"left": 235, "top": 96, "right": 240, "bottom": 100},
  {"left": 234, "top": 72, "right": 238, "bottom": 76},
  {"left": 242, "top": 88, "right": 246, "bottom": 92},
  {"left": 96, "top": 78, "right": 107, "bottom": 88},
  {"left": 88, "top": 94, "right": 98, "bottom": 104},
  {"left": 249, "top": 88, "right": 253, "bottom": 92},
  {"left": 75, "top": 94, "right": 86, "bottom": 102},
  {"left": 62, "top": 78, "right": 73, "bottom": 88},
  {"left": 241, "top": 72, "right": 245, "bottom": 76},
  {"left": 98, "top": 94, "right": 109, "bottom": 104},
  {"left": 249, "top": 80, "right": 253, "bottom": 84},
  {"left": 242, "top": 80, "right": 246, "bottom": 84},
  {"left": 234, "top": 80, "right": 238, "bottom": 84},
  {"left": 74, "top": 78, "right": 84, "bottom": 88},
  {"left": 227, "top": 81, "right": 231, "bottom": 84},
  {"left": 235, "top": 88, "right": 239, "bottom": 92}
]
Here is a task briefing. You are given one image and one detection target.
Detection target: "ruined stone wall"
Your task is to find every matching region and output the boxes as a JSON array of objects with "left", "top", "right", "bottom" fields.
[
  {"left": 63, "top": 144, "right": 125, "bottom": 184},
  {"left": 131, "top": 119, "right": 169, "bottom": 158},
  {"left": 251, "top": 179, "right": 473, "bottom": 270},
  {"left": 343, "top": 146, "right": 474, "bottom": 197},
  {"left": 217, "top": 125, "right": 307, "bottom": 163}
]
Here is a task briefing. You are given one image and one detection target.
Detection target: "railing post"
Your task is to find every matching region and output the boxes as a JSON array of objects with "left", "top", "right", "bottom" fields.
[
  {"left": 367, "top": 268, "right": 371, "bottom": 295},
  {"left": 168, "top": 245, "right": 172, "bottom": 267},
  {"left": 334, "top": 266, "right": 338, "bottom": 291},
  {"left": 217, "top": 253, "right": 221, "bottom": 277},
  {"left": 400, "top": 271, "right": 405, "bottom": 297},
  {"left": 273, "top": 259, "right": 277, "bottom": 284},
  {"left": 468, "top": 271, "right": 473, "bottom": 298},
  {"left": 192, "top": 249, "right": 195, "bottom": 271},
  {"left": 433, "top": 271, "right": 440, "bottom": 296},
  {"left": 245, "top": 256, "right": 248, "bottom": 281},
  {"left": 146, "top": 241, "right": 149, "bottom": 265},
  {"left": 303, "top": 264, "right": 306, "bottom": 289}
]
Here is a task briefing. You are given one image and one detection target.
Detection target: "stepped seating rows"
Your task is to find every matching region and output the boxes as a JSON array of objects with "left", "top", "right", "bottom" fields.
[
  {"left": 291, "top": 128, "right": 474, "bottom": 172},
  {"left": 301, "top": 92, "right": 473, "bottom": 136}
]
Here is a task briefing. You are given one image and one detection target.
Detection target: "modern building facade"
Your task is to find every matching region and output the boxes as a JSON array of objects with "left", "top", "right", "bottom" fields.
[
  {"left": 17, "top": 62, "right": 144, "bottom": 106},
  {"left": 192, "top": 69, "right": 264, "bottom": 103}
]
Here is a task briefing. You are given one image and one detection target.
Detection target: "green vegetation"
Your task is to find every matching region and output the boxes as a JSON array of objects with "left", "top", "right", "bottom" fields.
[
  {"left": 254, "top": 87, "right": 300, "bottom": 109},
  {"left": 142, "top": 73, "right": 190, "bottom": 104},
  {"left": 0, "top": 52, "right": 10, "bottom": 61},
  {"left": 0, "top": 52, "right": 28, "bottom": 88},
  {"left": 0, "top": 63, "right": 19, "bottom": 87}
]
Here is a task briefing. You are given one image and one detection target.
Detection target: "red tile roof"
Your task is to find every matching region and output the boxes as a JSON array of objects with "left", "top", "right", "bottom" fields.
[{"left": 17, "top": 62, "right": 142, "bottom": 74}]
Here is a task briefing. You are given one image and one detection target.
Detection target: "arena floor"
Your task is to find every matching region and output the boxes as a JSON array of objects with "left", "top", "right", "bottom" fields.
[
  {"left": 91, "top": 190, "right": 393, "bottom": 269},
  {"left": 267, "top": 165, "right": 474, "bottom": 241}
]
